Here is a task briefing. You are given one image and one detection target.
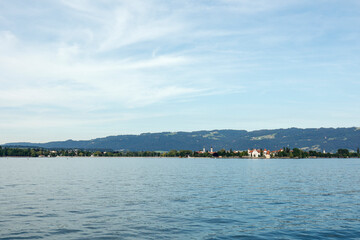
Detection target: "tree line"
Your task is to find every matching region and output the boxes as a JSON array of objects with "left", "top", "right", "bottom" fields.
[
  {"left": 277, "top": 147, "right": 360, "bottom": 158},
  {"left": 1, "top": 146, "right": 359, "bottom": 158}
]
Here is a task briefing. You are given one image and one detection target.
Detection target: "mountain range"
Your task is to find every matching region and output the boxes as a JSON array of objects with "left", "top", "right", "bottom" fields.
[{"left": 4, "top": 127, "right": 360, "bottom": 153}]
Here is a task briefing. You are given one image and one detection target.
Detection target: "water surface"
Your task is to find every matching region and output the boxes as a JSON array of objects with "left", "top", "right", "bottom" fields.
[{"left": 1, "top": 157, "right": 360, "bottom": 239}]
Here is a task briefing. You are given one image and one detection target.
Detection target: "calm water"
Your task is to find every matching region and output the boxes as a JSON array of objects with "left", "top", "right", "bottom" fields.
[{"left": 1, "top": 157, "right": 360, "bottom": 239}]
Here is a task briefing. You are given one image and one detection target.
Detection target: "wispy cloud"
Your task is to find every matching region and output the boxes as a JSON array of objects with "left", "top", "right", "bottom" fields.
[
  {"left": 0, "top": 0, "right": 204, "bottom": 113},
  {"left": 1, "top": 0, "right": 360, "bottom": 142}
]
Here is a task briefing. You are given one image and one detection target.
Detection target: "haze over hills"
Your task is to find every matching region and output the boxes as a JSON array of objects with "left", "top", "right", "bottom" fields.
[{"left": 4, "top": 127, "right": 360, "bottom": 153}]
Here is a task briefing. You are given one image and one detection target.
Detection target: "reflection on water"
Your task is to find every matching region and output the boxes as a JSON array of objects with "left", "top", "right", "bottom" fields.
[{"left": 1, "top": 157, "right": 360, "bottom": 239}]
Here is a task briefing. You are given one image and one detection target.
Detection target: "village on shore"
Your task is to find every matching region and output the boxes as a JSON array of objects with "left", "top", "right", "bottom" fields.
[
  {"left": 1, "top": 145, "right": 359, "bottom": 158},
  {"left": 196, "top": 147, "right": 278, "bottom": 159}
]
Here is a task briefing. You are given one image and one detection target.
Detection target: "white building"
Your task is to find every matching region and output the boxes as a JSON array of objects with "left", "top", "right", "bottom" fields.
[
  {"left": 248, "top": 149, "right": 271, "bottom": 158},
  {"left": 248, "top": 149, "right": 260, "bottom": 158}
]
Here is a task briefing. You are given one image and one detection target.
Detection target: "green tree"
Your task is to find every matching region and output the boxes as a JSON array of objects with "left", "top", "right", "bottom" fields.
[
  {"left": 167, "top": 150, "right": 178, "bottom": 157},
  {"left": 337, "top": 149, "right": 349, "bottom": 157},
  {"left": 217, "top": 149, "right": 226, "bottom": 157},
  {"left": 179, "top": 150, "right": 192, "bottom": 157},
  {"left": 93, "top": 151, "right": 102, "bottom": 156},
  {"left": 30, "top": 149, "right": 37, "bottom": 157},
  {"left": 293, "top": 148, "right": 301, "bottom": 158}
]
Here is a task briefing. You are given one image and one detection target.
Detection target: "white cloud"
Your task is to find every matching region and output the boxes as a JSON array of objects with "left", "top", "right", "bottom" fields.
[
  {"left": 58, "top": 0, "right": 187, "bottom": 52},
  {"left": 218, "top": 0, "right": 306, "bottom": 13},
  {"left": 0, "top": 0, "right": 208, "bottom": 115},
  {"left": 1, "top": 0, "right": 360, "bottom": 142},
  {"left": 0, "top": 30, "right": 18, "bottom": 49},
  {"left": 0, "top": 46, "right": 197, "bottom": 109}
]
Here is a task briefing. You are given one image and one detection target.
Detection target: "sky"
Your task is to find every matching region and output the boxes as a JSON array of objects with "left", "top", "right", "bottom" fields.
[{"left": 1, "top": 0, "right": 360, "bottom": 143}]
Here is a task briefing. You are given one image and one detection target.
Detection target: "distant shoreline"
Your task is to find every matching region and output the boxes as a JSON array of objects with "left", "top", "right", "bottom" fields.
[{"left": 1, "top": 156, "right": 358, "bottom": 159}]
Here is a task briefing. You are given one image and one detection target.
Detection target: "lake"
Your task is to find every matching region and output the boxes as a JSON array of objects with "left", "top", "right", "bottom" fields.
[{"left": 1, "top": 157, "right": 360, "bottom": 239}]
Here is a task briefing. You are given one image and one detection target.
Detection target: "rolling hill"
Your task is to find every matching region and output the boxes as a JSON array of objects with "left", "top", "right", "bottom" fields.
[{"left": 4, "top": 127, "right": 360, "bottom": 153}]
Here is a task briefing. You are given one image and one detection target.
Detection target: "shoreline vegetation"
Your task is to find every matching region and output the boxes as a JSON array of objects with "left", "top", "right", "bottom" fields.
[{"left": 0, "top": 146, "right": 359, "bottom": 159}]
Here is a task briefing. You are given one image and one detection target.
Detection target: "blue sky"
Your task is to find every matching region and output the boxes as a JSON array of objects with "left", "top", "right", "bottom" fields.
[{"left": 1, "top": 0, "right": 360, "bottom": 143}]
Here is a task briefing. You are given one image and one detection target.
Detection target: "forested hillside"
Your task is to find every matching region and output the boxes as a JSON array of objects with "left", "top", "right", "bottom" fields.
[{"left": 4, "top": 127, "right": 360, "bottom": 153}]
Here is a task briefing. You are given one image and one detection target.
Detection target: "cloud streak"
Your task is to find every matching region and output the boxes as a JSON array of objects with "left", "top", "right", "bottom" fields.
[{"left": 1, "top": 0, "right": 360, "bottom": 142}]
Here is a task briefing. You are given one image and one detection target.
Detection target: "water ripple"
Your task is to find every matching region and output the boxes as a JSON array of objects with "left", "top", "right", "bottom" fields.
[{"left": 1, "top": 157, "right": 360, "bottom": 239}]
